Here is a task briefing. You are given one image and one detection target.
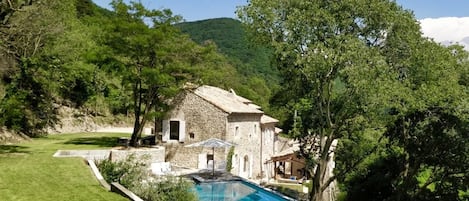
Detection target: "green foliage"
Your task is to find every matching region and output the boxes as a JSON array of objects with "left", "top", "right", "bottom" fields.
[
  {"left": 0, "top": 0, "right": 281, "bottom": 139},
  {"left": 239, "top": 0, "right": 469, "bottom": 200},
  {"left": 226, "top": 146, "right": 235, "bottom": 172},
  {"left": 0, "top": 58, "right": 58, "bottom": 136},
  {"left": 176, "top": 18, "right": 279, "bottom": 111},
  {"left": 97, "top": 154, "right": 148, "bottom": 188},
  {"left": 132, "top": 177, "right": 197, "bottom": 201},
  {"left": 97, "top": 154, "right": 197, "bottom": 201},
  {"left": 177, "top": 18, "right": 278, "bottom": 83},
  {"left": 238, "top": 1, "right": 416, "bottom": 199}
]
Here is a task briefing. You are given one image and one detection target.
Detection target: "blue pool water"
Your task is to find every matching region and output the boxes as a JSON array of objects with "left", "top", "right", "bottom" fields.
[{"left": 194, "top": 181, "right": 289, "bottom": 201}]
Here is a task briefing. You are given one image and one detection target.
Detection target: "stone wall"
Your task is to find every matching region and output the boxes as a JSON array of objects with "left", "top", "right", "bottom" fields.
[
  {"left": 110, "top": 147, "right": 165, "bottom": 165},
  {"left": 163, "top": 92, "right": 229, "bottom": 168},
  {"left": 226, "top": 113, "right": 263, "bottom": 179},
  {"left": 261, "top": 123, "right": 276, "bottom": 178}
]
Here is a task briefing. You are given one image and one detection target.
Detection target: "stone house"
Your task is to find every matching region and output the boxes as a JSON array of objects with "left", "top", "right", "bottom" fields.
[{"left": 159, "top": 85, "right": 281, "bottom": 179}]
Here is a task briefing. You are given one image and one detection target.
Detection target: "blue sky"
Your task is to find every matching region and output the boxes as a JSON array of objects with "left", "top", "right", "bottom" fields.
[{"left": 92, "top": 0, "right": 468, "bottom": 21}]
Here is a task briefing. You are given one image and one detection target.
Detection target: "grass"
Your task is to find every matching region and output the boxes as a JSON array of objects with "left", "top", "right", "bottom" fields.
[{"left": 0, "top": 132, "right": 130, "bottom": 201}]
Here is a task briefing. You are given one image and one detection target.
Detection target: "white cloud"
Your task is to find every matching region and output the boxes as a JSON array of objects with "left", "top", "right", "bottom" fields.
[{"left": 419, "top": 17, "right": 469, "bottom": 50}]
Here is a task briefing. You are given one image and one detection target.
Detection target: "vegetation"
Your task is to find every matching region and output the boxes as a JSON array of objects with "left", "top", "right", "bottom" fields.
[
  {"left": 176, "top": 18, "right": 280, "bottom": 111},
  {"left": 1, "top": 0, "right": 467, "bottom": 200},
  {"left": 238, "top": 0, "right": 468, "bottom": 200},
  {"left": 0, "top": 132, "right": 129, "bottom": 201},
  {"left": 0, "top": 0, "right": 269, "bottom": 141},
  {"left": 97, "top": 155, "right": 197, "bottom": 201},
  {"left": 226, "top": 146, "right": 235, "bottom": 172}
]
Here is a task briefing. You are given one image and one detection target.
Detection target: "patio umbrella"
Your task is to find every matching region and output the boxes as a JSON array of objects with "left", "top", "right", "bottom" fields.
[{"left": 185, "top": 138, "right": 234, "bottom": 178}]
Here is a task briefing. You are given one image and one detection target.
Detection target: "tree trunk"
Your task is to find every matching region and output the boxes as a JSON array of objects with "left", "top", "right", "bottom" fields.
[
  {"left": 130, "top": 78, "right": 142, "bottom": 147},
  {"left": 130, "top": 87, "right": 156, "bottom": 147},
  {"left": 310, "top": 158, "right": 328, "bottom": 201},
  {"left": 130, "top": 116, "right": 141, "bottom": 147}
]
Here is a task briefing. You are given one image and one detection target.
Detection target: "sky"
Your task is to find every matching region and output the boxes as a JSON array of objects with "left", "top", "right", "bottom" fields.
[{"left": 92, "top": 0, "right": 469, "bottom": 49}]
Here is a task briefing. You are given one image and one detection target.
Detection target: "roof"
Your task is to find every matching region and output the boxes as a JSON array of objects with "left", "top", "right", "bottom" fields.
[
  {"left": 270, "top": 143, "right": 305, "bottom": 164},
  {"left": 273, "top": 142, "right": 300, "bottom": 158},
  {"left": 194, "top": 85, "right": 264, "bottom": 114},
  {"left": 261, "top": 115, "right": 279, "bottom": 124}
]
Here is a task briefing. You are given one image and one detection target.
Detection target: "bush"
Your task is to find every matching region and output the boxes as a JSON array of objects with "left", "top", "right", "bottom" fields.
[
  {"left": 96, "top": 154, "right": 197, "bottom": 201},
  {"left": 96, "top": 154, "right": 147, "bottom": 188},
  {"left": 133, "top": 177, "right": 197, "bottom": 201},
  {"left": 226, "top": 146, "right": 234, "bottom": 172}
]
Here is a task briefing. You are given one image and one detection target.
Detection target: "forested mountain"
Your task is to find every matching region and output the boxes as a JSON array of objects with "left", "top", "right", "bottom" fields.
[
  {"left": 176, "top": 18, "right": 279, "bottom": 84},
  {"left": 176, "top": 18, "right": 281, "bottom": 114}
]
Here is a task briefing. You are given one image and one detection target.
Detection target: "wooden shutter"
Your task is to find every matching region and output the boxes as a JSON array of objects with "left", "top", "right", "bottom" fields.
[
  {"left": 162, "top": 120, "right": 169, "bottom": 142},
  {"left": 179, "top": 120, "right": 186, "bottom": 142},
  {"left": 198, "top": 154, "right": 207, "bottom": 169}
]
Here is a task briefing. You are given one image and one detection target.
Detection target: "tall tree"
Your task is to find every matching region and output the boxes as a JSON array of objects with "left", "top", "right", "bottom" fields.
[
  {"left": 344, "top": 40, "right": 469, "bottom": 201},
  {"left": 106, "top": 0, "right": 239, "bottom": 146},
  {"left": 238, "top": 0, "right": 422, "bottom": 200},
  {"left": 0, "top": 0, "right": 75, "bottom": 135},
  {"left": 105, "top": 0, "right": 185, "bottom": 146}
]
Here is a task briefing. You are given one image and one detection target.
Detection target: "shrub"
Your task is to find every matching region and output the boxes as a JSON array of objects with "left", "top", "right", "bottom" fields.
[
  {"left": 133, "top": 176, "right": 197, "bottom": 201},
  {"left": 96, "top": 154, "right": 148, "bottom": 188},
  {"left": 226, "top": 146, "right": 235, "bottom": 172},
  {"left": 96, "top": 154, "right": 198, "bottom": 201}
]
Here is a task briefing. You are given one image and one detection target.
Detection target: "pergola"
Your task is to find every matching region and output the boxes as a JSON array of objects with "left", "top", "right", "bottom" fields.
[{"left": 266, "top": 143, "right": 306, "bottom": 181}]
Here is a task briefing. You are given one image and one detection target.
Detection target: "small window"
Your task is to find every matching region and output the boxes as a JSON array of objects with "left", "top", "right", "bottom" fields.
[
  {"left": 233, "top": 154, "right": 238, "bottom": 165},
  {"left": 235, "top": 126, "right": 239, "bottom": 136},
  {"left": 189, "top": 132, "right": 195, "bottom": 139},
  {"left": 243, "top": 155, "right": 249, "bottom": 172},
  {"left": 207, "top": 154, "right": 214, "bottom": 165},
  {"left": 170, "top": 121, "right": 180, "bottom": 140}
]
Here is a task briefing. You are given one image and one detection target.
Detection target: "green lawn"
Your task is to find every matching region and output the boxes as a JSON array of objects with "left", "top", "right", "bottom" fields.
[{"left": 0, "top": 133, "right": 130, "bottom": 201}]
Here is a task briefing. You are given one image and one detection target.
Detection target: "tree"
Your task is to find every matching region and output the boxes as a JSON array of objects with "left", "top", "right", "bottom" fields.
[
  {"left": 105, "top": 0, "right": 186, "bottom": 146},
  {"left": 335, "top": 12, "right": 469, "bottom": 201},
  {"left": 238, "top": 0, "right": 424, "bottom": 200},
  {"left": 106, "top": 1, "right": 239, "bottom": 146},
  {"left": 0, "top": 0, "right": 76, "bottom": 136}
]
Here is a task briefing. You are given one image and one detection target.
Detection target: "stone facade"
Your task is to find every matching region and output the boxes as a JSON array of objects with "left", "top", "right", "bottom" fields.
[
  {"left": 226, "top": 113, "right": 263, "bottom": 178},
  {"left": 162, "top": 92, "right": 228, "bottom": 169},
  {"left": 161, "top": 86, "right": 280, "bottom": 180}
]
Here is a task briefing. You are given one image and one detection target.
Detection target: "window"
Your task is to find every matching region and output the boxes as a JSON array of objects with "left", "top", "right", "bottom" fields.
[
  {"left": 207, "top": 154, "right": 214, "bottom": 166},
  {"left": 235, "top": 126, "right": 239, "bottom": 136},
  {"left": 243, "top": 155, "right": 249, "bottom": 172},
  {"left": 207, "top": 154, "right": 214, "bottom": 161},
  {"left": 189, "top": 132, "right": 195, "bottom": 139},
  {"left": 233, "top": 154, "right": 238, "bottom": 165},
  {"left": 252, "top": 124, "right": 257, "bottom": 138},
  {"left": 170, "top": 121, "right": 180, "bottom": 140},
  {"left": 162, "top": 120, "right": 185, "bottom": 142}
]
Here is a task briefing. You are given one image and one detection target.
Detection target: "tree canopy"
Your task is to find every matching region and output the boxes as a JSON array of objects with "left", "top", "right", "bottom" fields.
[
  {"left": 0, "top": 0, "right": 259, "bottom": 138},
  {"left": 238, "top": 0, "right": 468, "bottom": 200}
]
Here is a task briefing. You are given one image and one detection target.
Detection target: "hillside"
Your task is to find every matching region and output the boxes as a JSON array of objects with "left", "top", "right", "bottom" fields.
[
  {"left": 0, "top": 1, "right": 282, "bottom": 140},
  {"left": 176, "top": 18, "right": 279, "bottom": 85}
]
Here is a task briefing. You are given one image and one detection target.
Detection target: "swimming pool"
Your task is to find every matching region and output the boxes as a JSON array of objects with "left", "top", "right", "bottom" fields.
[{"left": 194, "top": 180, "right": 290, "bottom": 201}]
